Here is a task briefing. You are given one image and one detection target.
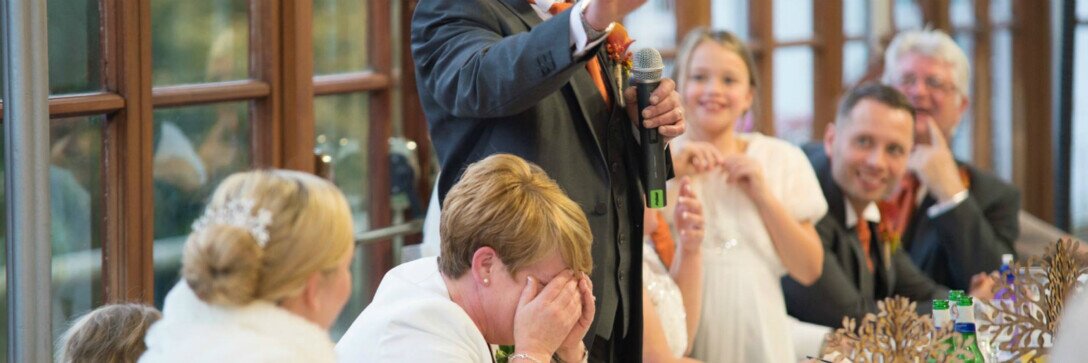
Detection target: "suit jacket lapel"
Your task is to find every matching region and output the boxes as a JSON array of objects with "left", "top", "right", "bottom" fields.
[{"left": 813, "top": 154, "right": 876, "bottom": 302}]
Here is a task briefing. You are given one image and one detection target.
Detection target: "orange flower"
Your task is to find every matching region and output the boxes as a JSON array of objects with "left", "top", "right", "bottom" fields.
[{"left": 606, "top": 23, "right": 634, "bottom": 71}]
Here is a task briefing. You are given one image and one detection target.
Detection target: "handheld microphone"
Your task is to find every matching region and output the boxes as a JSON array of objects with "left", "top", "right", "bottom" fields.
[{"left": 631, "top": 48, "right": 667, "bottom": 209}]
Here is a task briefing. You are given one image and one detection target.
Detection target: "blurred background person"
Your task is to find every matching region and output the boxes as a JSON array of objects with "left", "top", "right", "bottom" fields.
[{"left": 57, "top": 303, "right": 161, "bottom": 363}]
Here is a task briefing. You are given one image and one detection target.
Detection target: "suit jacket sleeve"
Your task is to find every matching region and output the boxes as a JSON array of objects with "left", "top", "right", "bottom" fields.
[
  {"left": 783, "top": 219, "right": 868, "bottom": 328},
  {"left": 891, "top": 249, "right": 948, "bottom": 306},
  {"left": 412, "top": 0, "right": 597, "bottom": 119},
  {"left": 929, "top": 180, "right": 1020, "bottom": 287}
]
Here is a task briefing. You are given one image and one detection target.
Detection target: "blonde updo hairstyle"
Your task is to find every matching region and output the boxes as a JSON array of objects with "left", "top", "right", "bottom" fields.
[
  {"left": 439, "top": 154, "right": 593, "bottom": 278},
  {"left": 182, "top": 169, "right": 354, "bottom": 306}
]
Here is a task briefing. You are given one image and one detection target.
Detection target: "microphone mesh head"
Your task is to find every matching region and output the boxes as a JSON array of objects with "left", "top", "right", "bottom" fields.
[{"left": 631, "top": 48, "right": 664, "bottom": 82}]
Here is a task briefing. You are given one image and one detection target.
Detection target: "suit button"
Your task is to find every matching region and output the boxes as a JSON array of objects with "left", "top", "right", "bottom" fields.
[
  {"left": 610, "top": 162, "right": 619, "bottom": 173},
  {"left": 616, "top": 199, "right": 624, "bottom": 209},
  {"left": 618, "top": 232, "right": 625, "bottom": 245},
  {"left": 593, "top": 202, "right": 607, "bottom": 215}
]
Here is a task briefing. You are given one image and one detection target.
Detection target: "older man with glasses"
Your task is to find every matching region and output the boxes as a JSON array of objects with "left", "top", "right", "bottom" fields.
[{"left": 879, "top": 29, "right": 1020, "bottom": 292}]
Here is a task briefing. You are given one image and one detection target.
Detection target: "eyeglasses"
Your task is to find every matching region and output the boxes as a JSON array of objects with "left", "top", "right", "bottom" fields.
[{"left": 895, "top": 74, "right": 959, "bottom": 95}]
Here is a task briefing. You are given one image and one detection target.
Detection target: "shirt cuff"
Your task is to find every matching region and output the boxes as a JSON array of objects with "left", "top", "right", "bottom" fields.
[
  {"left": 570, "top": 0, "right": 613, "bottom": 57},
  {"left": 927, "top": 190, "right": 969, "bottom": 218}
]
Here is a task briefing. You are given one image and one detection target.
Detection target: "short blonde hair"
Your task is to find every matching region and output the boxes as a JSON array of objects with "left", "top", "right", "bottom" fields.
[
  {"left": 182, "top": 169, "right": 354, "bottom": 306},
  {"left": 439, "top": 154, "right": 593, "bottom": 278},
  {"left": 673, "top": 28, "right": 760, "bottom": 107},
  {"left": 57, "top": 303, "right": 162, "bottom": 363},
  {"left": 882, "top": 29, "right": 971, "bottom": 96}
]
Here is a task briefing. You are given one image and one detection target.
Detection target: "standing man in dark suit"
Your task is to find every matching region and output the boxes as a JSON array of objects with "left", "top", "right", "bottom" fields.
[
  {"left": 881, "top": 30, "right": 1020, "bottom": 291},
  {"left": 783, "top": 84, "right": 993, "bottom": 328},
  {"left": 411, "top": 0, "right": 685, "bottom": 361}
]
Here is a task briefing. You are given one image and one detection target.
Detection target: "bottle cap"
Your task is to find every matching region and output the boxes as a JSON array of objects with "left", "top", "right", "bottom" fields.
[
  {"left": 1002, "top": 254, "right": 1014, "bottom": 265},
  {"left": 932, "top": 299, "right": 949, "bottom": 310}
]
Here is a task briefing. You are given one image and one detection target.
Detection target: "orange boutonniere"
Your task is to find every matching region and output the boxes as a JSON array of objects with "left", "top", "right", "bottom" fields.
[{"left": 605, "top": 23, "right": 634, "bottom": 104}]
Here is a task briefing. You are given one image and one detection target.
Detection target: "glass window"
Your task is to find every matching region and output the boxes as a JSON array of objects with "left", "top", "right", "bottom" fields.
[
  {"left": 315, "top": 93, "right": 372, "bottom": 339},
  {"left": 712, "top": 0, "right": 749, "bottom": 39},
  {"left": 48, "top": 0, "right": 101, "bottom": 94},
  {"left": 1078, "top": 0, "right": 1088, "bottom": 20},
  {"left": 151, "top": 102, "right": 252, "bottom": 307},
  {"left": 951, "top": 33, "right": 974, "bottom": 161},
  {"left": 625, "top": 0, "right": 676, "bottom": 52},
  {"left": 991, "top": 30, "right": 1014, "bottom": 182},
  {"left": 0, "top": 116, "right": 107, "bottom": 357},
  {"left": 895, "top": 0, "right": 923, "bottom": 31},
  {"left": 773, "top": 0, "right": 813, "bottom": 42},
  {"left": 314, "top": 0, "right": 369, "bottom": 75},
  {"left": 843, "top": 40, "right": 868, "bottom": 86},
  {"left": 773, "top": 47, "right": 814, "bottom": 145},
  {"left": 950, "top": 0, "right": 974, "bottom": 28},
  {"left": 151, "top": 0, "right": 249, "bottom": 85},
  {"left": 1072, "top": 26, "right": 1088, "bottom": 241},
  {"left": 844, "top": 0, "right": 868, "bottom": 37},
  {"left": 991, "top": 0, "right": 1012, "bottom": 24}
]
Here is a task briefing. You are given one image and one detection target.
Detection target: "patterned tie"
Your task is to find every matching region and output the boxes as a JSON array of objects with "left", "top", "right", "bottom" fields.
[
  {"left": 856, "top": 218, "right": 874, "bottom": 272},
  {"left": 531, "top": 0, "right": 611, "bottom": 106}
]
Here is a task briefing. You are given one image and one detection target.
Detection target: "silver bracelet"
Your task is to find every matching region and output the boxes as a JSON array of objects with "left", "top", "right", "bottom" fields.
[{"left": 509, "top": 353, "right": 543, "bottom": 363}]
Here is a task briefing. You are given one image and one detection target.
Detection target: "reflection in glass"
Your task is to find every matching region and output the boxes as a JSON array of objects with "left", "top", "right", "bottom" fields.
[
  {"left": 991, "top": 30, "right": 1013, "bottom": 182},
  {"left": 773, "top": 0, "right": 813, "bottom": 41},
  {"left": 950, "top": 0, "right": 974, "bottom": 28},
  {"left": 314, "top": 0, "right": 369, "bottom": 75},
  {"left": 625, "top": 0, "right": 676, "bottom": 52},
  {"left": 712, "top": 0, "right": 749, "bottom": 39},
  {"left": 1072, "top": 26, "right": 1088, "bottom": 241},
  {"left": 844, "top": 0, "right": 868, "bottom": 37},
  {"left": 0, "top": 116, "right": 107, "bottom": 360},
  {"left": 773, "top": 47, "right": 814, "bottom": 145},
  {"left": 843, "top": 41, "right": 868, "bottom": 87},
  {"left": 151, "top": 0, "right": 248, "bottom": 85},
  {"left": 314, "top": 93, "right": 372, "bottom": 340},
  {"left": 48, "top": 0, "right": 102, "bottom": 94},
  {"left": 951, "top": 33, "right": 973, "bottom": 162},
  {"left": 895, "top": 0, "right": 923, "bottom": 31},
  {"left": 152, "top": 102, "right": 252, "bottom": 307}
]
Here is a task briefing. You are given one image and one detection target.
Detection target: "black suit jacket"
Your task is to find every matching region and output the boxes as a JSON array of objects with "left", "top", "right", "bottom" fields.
[
  {"left": 902, "top": 163, "right": 1020, "bottom": 290},
  {"left": 783, "top": 150, "right": 947, "bottom": 328},
  {"left": 412, "top": 0, "right": 668, "bottom": 354}
]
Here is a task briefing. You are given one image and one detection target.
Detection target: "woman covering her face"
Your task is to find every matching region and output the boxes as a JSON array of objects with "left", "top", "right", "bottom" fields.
[{"left": 336, "top": 154, "right": 596, "bottom": 363}]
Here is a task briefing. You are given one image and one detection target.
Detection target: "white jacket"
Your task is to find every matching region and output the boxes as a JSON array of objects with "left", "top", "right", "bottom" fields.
[{"left": 140, "top": 282, "right": 337, "bottom": 363}]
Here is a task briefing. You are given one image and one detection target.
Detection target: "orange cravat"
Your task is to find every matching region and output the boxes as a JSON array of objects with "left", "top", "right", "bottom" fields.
[
  {"left": 856, "top": 218, "right": 874, "bottom": 272},
  {"left": 877, "top": 174, "right": 919, "bottom": 243},
  {"left": 531, "top": 0, "right": 611, "bottom": 106}
]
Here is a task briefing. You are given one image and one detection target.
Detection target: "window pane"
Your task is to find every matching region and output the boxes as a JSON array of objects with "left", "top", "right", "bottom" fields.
[
  {"left": 48, "top": 0, "right": 101, "bottom": 94},
  {"left": 895, "top": 0, "right": 924, "bottom": 31},
  {"left": 950, "top": 0, "right": 974, "bottom": 28},
  {"left": 151, "top": 0, "right": 249, "bottom": 85},
  {"left": 844, "top": 0, "right": 868, "bottom": 37},
  {"left": 774, "top": 0, "right": 813, "bottom": 41},
  {"left": 0, "top": 116, "right": 107, "bottom": 358},
  {"left": 712, "top": 0, "right": 749, "bottom": 39},
  {"left": 843, "top": 40, "right": 868, "bottom": 86},
  {"left": 1072, "top": 26, "right": 1088, "bottom": 241},
  {"left": 152, "top": 102, "right": 252, "bottom": 307},
  {"left": 314, "top": 0, "right": 369, "bottom": 75},
  {"left": 992, "top": 0, "right": 1012, "bottom": 24},
  {"left": 1080, "top": 0, "right": 1088, "bottom": 20},
  {"left": 951, "top": 33, "right": 973, "bottom": 161},
  {"left": 773, "top": 47, "right": 814, "bottom": 145},
  {"left": 991, "top": 30, "right": 1013, "bottom": 182},
  {"left": 315, "top": 93, "right": 371, "bottom": 339},
  {"left": 625, "top": 0, "right": 676, "bottom": 52}
]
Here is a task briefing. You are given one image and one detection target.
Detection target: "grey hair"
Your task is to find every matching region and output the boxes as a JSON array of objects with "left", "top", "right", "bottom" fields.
[{"left": 881, "top": 29, "right": 971, "bottom": 96}]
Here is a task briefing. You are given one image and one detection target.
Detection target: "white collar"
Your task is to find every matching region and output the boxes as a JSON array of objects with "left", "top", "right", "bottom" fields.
[{"left": 844, "top": 197, "right": 881, "bottom": 228}]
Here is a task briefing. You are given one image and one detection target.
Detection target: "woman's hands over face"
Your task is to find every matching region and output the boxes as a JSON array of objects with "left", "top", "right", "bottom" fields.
[{"left": 512, "top": 270, "right": 594, "bottom": 359}]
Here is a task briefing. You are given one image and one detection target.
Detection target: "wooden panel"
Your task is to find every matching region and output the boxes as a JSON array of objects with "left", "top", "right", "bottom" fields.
[
  {"left": 367, "top": 0, "right": 395, "bottom": 293},
  {"left": 313, "top": 72, "right": 393, "bottom": 95},
  {"left": 971, "top": 0, "right": 993, "bottom": 170},
  {"left": 920, "top": 0, "right": 952, "bottom": 32},
  {"left": 675, "top": 0, "right": 711, "bottom": 44},
  {"left": 151, "top": 80, "right": 271, "bottom": 107},
  {"left": 0, "top": 92, "right": 126, "bottom": 119},
  {"left": 400, "top": 0, "right": 432, "bottom": 211},
  {"left": 280, "top": 0, "right": 315, "bottom": 172},
  {"left": 101, "top": 0, "right": 155, "bottom": 303},
  {"left": 750, "top": 0, "right": 776, "bottom": 135},
  {"left": 250, "top": 0, "right": 283, "bottom": 169},
  {"left": 813, "top": 0, "right": 844, "bottom": 139},
  {"left": 1010, "top": 0, "right": 1053, "bottom": 221}
]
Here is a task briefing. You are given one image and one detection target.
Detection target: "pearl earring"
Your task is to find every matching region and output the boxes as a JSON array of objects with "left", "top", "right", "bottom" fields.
[{"left": 482, "top": 278, "right": 490, "bottom": 285}]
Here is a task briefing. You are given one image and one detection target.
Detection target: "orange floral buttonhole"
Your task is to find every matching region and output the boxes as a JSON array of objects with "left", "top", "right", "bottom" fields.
[{"left": 606, "top": 23, "right": 635, "bottom": 101}]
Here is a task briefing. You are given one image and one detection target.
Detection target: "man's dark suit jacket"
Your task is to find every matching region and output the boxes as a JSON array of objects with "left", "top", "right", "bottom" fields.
[
  {"left": 901, "top": 163, "right": 1020, "bottom": 290},
  {"left": 782, "top": 150, "right": 947, "bottom": 328},
  {"left": 412, "top": 0, "right": 668, "bottom": 357}
]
